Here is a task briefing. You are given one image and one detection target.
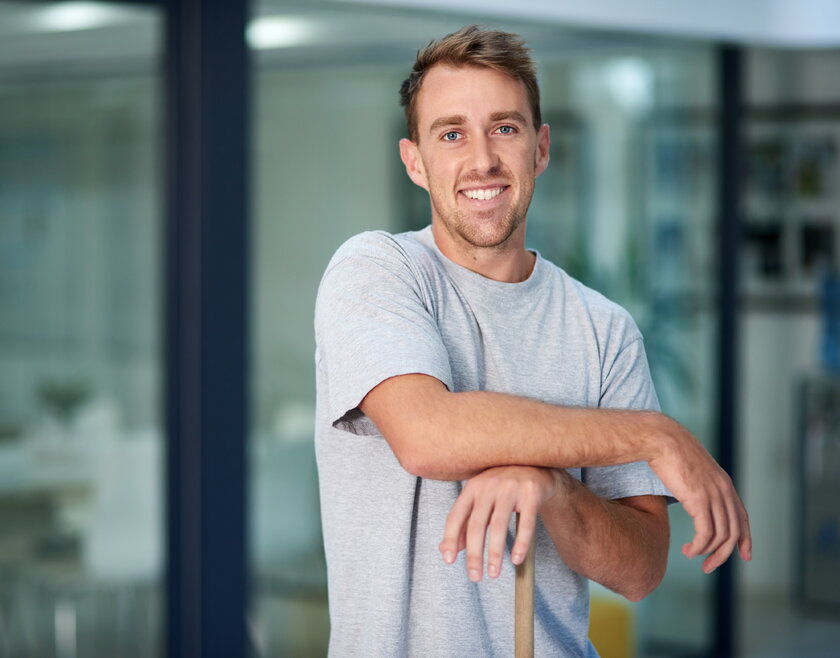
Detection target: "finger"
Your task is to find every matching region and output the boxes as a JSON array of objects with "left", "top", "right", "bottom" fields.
[
  {"left": 738, "top": 501, "right": 752, "bottom": 562},
  {"left": 511, "top": 506, "right": 537, "bottom": 566},
  {"left": 702, "top": 535, "right": 737, "bottom": 574},
  {"left": 688, "top": 481, "right": 732, "bottom": 559},
  {"left": 702, "top": 494, "right": 740, "bottom": 573},
  {"left": 486, "top": 503, "right": 513, "bottom": 579},
  {"left": 465, "top": 497, "right": 494, "bottom": 582},
  {"left": 456, "top": 522, "right": 468, "bottom": 554},
  {"left": 440, "top": 490, "right": 474, "bottom": 565},
  {"left": 704, "top": 489, "right": 731, "bottom": 558},
  {"left": 683, "top": 501, "right": 716, "bottom": 559}
]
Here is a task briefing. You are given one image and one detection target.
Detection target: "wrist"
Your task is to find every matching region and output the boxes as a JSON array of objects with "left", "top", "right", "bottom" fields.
[
  {"left": 643, "top": 411, "right": 681, "bottom": 464},
  {"left": 542, "top": 468, "right": 577, "bottom": 509}
]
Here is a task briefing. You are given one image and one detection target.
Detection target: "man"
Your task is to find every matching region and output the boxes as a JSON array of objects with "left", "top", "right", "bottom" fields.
[{"left": 314, "top": 25, "right": 750, "bottom": 656}]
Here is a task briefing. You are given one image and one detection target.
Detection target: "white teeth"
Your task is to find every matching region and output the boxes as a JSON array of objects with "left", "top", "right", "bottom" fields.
[{"left": 463, "top": 187, "right": 504, "bottom": 201}]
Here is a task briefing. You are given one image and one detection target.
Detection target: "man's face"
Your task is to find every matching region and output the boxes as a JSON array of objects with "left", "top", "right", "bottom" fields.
[{"left": 400, "top": 64, "right": 549, "bottom": 255}]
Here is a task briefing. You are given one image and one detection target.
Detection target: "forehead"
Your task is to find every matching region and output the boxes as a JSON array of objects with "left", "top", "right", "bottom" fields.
[{"left": 415, "top": 64, "right": 532, "bottom": 130}]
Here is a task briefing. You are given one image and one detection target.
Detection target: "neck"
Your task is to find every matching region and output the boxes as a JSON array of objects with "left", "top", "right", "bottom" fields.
[{"left": 431, "top": 222, "right": 536, "bottom": 283}]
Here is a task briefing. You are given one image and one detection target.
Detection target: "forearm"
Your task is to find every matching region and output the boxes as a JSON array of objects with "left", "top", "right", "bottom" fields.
[
  {"left": 363, "top": 375, "right": 676, "bottom": 480},
  {"left": 367, "top": 373, "right": 751, "bottom": 574},
  {"left": 540, "top": 471, "right": 669, "bottom": 601}
]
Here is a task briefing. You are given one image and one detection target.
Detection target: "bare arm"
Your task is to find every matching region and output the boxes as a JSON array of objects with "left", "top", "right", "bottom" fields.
[
  {"left": 438, "top": 466, "right": 669, "bottom": 601},
  {"left": 363, "top": 374, "right": 671, "bottom": 479},
  {"left": 361, "top": 373, "right": 751, "bottom": 573},
  {"left": 547, "top": 491, "right": 669, "bottom": 600}
]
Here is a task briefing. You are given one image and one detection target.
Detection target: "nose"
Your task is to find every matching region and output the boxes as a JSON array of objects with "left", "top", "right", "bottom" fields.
[{"left": 466, "top": 134, "right": 500, "bottom": 174}]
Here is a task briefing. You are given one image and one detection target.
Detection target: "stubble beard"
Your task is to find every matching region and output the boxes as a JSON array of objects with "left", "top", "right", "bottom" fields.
[{"left": 429, "top": 177, "right": 535, "bottom": 252}]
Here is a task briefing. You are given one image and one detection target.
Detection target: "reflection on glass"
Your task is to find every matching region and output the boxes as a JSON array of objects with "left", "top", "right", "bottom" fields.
[{"left": 0, "top": 3, "right": 163, "bottom": 656}]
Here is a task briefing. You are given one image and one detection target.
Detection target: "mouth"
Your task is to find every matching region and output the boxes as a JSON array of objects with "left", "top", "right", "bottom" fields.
[{"left": 460, "top": 185, "right": 508, "bottom": 201}]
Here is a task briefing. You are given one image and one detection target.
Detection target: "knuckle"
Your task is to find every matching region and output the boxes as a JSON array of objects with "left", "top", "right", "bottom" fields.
[
  {"left": 489, "top": 515, "right": 510, "bottom": 532},
  {"left": 466, "top": 556, "right": 482, "bottom": 571},
  {"left": 466, "top": 516, "right": 485, "bottom": 533},
  {"left": 516, "top": 537, "right": 533, "bottom": 554}
]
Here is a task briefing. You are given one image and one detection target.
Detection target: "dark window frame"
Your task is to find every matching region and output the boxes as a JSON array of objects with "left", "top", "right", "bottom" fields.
[{"left": 159, "top": 0, "right": 251, "bottom": 656}]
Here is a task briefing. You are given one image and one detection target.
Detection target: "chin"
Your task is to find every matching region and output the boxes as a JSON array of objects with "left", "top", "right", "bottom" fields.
[
  {"left": 458, "top": 225, "right": 521, "bottom": 250},
  {"left": 468, "top": 214, "right": 523, "bottom": 245}
]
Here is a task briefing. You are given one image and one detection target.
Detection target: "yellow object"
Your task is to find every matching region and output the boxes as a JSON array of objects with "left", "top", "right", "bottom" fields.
[{"left": 589, "top": 595, "right": 634, "bottom": 658}]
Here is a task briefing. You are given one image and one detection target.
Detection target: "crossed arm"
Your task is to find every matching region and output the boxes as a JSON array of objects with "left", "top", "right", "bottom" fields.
[{"left": 360, "top": 373, "right": 751, "bottom": 600}]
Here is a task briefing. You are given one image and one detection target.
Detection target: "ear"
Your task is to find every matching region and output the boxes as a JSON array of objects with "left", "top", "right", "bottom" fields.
[
  {"left": 534, "top": 123, "right": 550, "bottom": 178},
  {"left": 399, "top": 138, "right": 429, "bottom": 191}
]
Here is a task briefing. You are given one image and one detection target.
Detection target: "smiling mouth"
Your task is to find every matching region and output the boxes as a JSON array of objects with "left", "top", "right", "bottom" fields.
[{"left": 461, "top": 186, "right": 507, "bottom": 201}]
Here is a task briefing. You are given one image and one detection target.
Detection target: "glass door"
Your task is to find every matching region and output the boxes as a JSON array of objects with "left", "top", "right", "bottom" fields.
[{"left": 0, "top": 3, "right": 164, "bottom": 656}]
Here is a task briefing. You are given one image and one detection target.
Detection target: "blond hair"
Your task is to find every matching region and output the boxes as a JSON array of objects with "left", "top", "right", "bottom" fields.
[{"left": 399, "top": 25, "right": 542, "bottom": 143}]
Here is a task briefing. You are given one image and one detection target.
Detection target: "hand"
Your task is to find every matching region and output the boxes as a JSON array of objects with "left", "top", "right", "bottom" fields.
[
  {"left": 649, "top": 420, "right": 752, "bottom": 573},
  {"left": 439, "top": 466, "right": 559, "bottom": 582}
]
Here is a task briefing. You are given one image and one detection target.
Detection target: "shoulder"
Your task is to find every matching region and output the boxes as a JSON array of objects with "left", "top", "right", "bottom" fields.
[
  {"left": 323, "top": 229, "right": 435, "bottom": 279},
  {"left": 542, "top": 260, "right": 642, "bottom": 343},
  {"left": 316, "top": 229, "right": 441, "bottom": 318}
]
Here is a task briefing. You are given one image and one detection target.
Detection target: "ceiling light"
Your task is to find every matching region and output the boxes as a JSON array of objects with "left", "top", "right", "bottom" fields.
[
  {"left": 604, "top": 58, "right": 653, "bottom": 113},
  {"left": 247, "top": 16, "right": 316, "bottom": 50},
  {"left": 33, "top": 2, "right": 125, "bottom": 32}
]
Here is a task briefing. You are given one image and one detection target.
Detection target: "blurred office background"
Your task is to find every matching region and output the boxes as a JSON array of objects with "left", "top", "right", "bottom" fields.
[{"left": 1, "top": 0, "right": 840, "bottom": 656}]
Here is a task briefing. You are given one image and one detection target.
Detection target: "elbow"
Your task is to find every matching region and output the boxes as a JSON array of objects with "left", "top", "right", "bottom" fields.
[
  {"left": 388, "top": 430, "right": 469, "bottom": 480},
  {"left": 395, "top": 444, "right": 453, "bottom": 480},
  {"left": 360, "top": 375, "right": 461, "bottom": 479},
  {"left": 394, "top": 444, "right": 430, "bottom": 478},
  {"left": 386, "top": 429, "right": 440, "bottom": 479},
  {"left": 622, "top": 582, "right": 657, "bottom": 603},
  {"left": 620, "top": 563, "right": 667, "bottom": 603}
]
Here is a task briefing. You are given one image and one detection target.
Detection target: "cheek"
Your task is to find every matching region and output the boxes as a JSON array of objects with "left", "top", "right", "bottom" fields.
[{"left": 425, "top": 160, "right": 456, "bottom": 186}]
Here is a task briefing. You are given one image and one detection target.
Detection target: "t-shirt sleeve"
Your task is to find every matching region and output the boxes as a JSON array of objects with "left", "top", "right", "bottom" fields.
[
  {"left": 582, "top": 330, "right": 674, "bottom": 502},
  {"left": 314, "top": 232, "right": 453, "bottom": 436}
]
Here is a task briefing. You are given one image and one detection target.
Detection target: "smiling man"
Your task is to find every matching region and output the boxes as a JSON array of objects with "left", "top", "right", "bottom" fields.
[{"left": 314, "top": 25, "right": 751, "bottom": 656}]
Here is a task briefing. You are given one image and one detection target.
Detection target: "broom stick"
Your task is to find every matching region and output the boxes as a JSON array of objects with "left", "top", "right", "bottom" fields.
[{"left": 514, "top": 513, "right": 535, "bottom": 658}]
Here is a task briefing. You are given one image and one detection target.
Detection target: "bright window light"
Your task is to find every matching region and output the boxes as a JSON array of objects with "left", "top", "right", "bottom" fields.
[
  {"left": 247, "top": 16, "right": 316, "bottom": 50},
  {"left": 604, "top": 58, "right": 653, "bottom": 113},
  {"left": 33, "top": 2, "right": 125, "bottom": 32}
]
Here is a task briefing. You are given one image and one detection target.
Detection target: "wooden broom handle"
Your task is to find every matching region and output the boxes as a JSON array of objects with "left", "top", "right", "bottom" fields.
[{"left": 515, "top": 513, "right": 535, "bottom": 658}]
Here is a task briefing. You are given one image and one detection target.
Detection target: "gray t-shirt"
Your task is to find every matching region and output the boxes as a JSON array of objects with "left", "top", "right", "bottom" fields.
[{"left": 314, "top": 227, "right": 670, "bottom": 657}]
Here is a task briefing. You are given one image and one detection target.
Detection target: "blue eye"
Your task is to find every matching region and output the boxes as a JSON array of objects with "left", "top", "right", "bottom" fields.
[
  {"left": 443, "top": 131, "right": 460, "bottom": 142},
  {"left": 498, "top": 125, "right": 514, "bottom": 135}
]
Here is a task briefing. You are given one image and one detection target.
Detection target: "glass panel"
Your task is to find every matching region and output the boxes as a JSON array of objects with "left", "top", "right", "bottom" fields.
[
  {"left": 0, "top": 3, "right": 164, "bottom": 656},
  {"left": 528, "top": 48, "right": 719, "bottom": 657},
  {"left": 738, "top": 47, "right": 840, "bottom": 657},
  {"left": 250, "top": 3, "right": 715, "bottom": 655}
]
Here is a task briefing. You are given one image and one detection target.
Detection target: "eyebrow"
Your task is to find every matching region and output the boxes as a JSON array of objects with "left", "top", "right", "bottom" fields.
[
  {"left": 489, "top": 111, "right": 529, "bottom": 125},
  {"left": 428, "top": 115, "right": 466, "bottom": 134},
  {"left": 428, "top": 111, "right": 530, "bottom": 135}
]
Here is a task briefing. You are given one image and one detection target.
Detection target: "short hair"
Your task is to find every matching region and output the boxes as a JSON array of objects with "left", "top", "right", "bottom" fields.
[{"left": 399, "top": 25, "right": 542, "bottom": 143}]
